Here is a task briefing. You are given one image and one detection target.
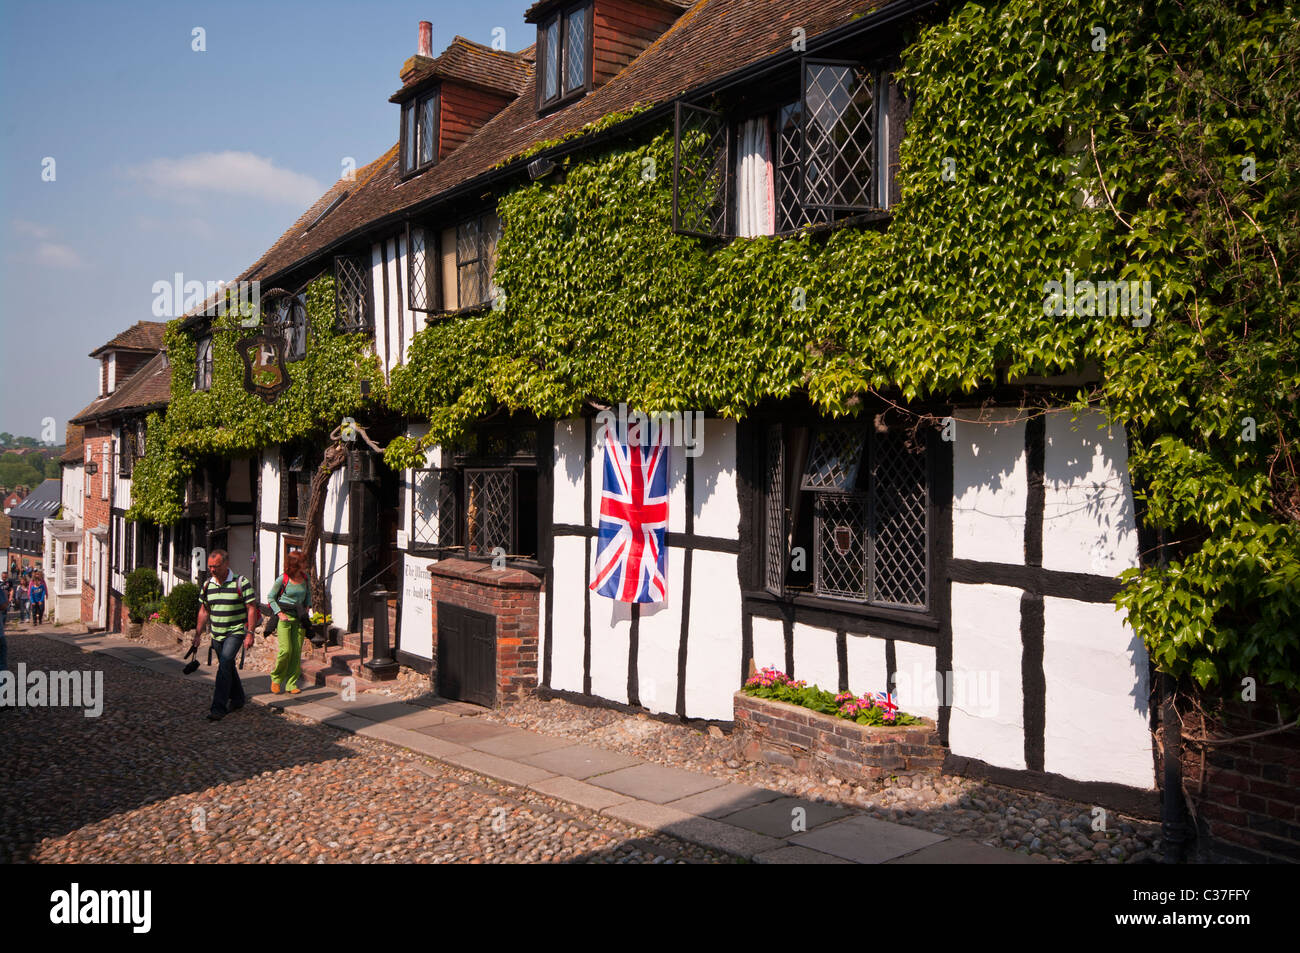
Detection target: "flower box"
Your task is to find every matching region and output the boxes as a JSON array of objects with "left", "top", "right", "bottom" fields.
[{"left": 734, "top": 691, "right": 945, "bottom": 783}]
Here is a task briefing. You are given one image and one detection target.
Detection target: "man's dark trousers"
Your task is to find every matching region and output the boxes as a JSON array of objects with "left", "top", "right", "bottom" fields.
[{"left": 210, "top": 635, "right": 245, "bottom": 717}]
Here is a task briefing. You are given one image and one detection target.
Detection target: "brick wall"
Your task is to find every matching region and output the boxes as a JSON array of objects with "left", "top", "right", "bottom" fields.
[
  {"left": 428, "top": 558, "right": 541, "bottom": 706},
  {"left": 735, "top": 692, "right": 945, "bottom": 783},
  {"left": 1180, "top": 696, "right": 1300, "bottom": 863},
  {"left": 80, "top": 428, "right": 113, "bottom": 628}
]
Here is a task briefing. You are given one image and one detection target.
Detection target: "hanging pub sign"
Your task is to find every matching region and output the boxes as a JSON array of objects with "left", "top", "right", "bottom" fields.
[
  {"left": 236, "top": 332, "right": 290, "bottom": 404},
  {"left": 347, "top": 447, "right": 376, "bottom": 483}
]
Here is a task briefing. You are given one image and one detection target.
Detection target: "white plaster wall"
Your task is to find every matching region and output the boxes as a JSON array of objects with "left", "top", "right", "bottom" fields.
[
  {"left": 371, "top": 241, "right": 389, "bottom": 382},
  {"left": 589, "top": 595, "right": 633, "bottom": 705},
  {"left": 846, "top": 633, "right": 889, "bottom": 698},
  {"left": 683, "top": 549, "right": 743, "bottom": 720},
  {"left": 549, "top": 535, "right": 587, "bottom": 694},
  {"left": 750, "top": 617, "right": 785, "bottom": 673},
  {"left": 324, "top": 469, "right": 349, "bottom": 536},
  {"left": 948, "top": 582, "right": 1025, "bottom": 770},
  {"left": 1043, "top": 413, "right": 1140, "bottom": 577},
  {"left": 635, "top": 547, "right": 685, "bottom": 713},
  {"left": 792, "top": 622, "right": 838, "bottom": 690},
  {"left": 892, "top": 640, "right": 940, "bottom": 720},
  {"left": 260, "top": 450, "right": 280, "bottom": 525},
  {"left": 257, "top": 529, "right": 279, "bottom": 596},
  {"left": 693, "top": 418, "right": 740, "bottom": 540},
  {"left": 553, "top": 419, "right": 586, "bottom": 525},
  {"left": 1043, "top": 597, "right": 1154, "bottom": 788},
  {"left": 953, "top": 409, "right": 1029, "bottom": 563},
  {"left": 322, "top": 541, "right": 349, "bottom": 625},
  {"left": 61, "top": 465, "right": 83, "bottom": 522},
  {"left": 400, "top": 553, "right": 435, "bottom": 660},
  {"left": 384, "top": 236, "right": 404, "bottom": 373}
]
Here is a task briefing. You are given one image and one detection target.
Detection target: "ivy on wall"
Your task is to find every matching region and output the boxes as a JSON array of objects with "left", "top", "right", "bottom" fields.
[
  {"left": 384, "top": 0, "right": 1299, "bottom": 697},
  {"left": 129, "top": 274, "right": 385, "bottom": 524}
]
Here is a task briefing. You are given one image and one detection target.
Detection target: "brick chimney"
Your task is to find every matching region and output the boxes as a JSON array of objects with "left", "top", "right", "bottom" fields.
[{"left": 400, "top": 20, "right": 436, "bottom": 84}]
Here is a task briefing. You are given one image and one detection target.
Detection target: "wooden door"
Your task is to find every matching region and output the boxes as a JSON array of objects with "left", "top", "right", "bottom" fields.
[{"left": 436, "top": 602, "right": 496, "bottom": 707}]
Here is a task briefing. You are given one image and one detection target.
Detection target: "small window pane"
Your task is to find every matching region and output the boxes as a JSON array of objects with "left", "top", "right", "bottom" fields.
[
  {"left": 466, "top": 468, "right": 514, "bottom": 557},
  {"left": 542, "top": 19, "right": 560, "bottom": 102},
  {"left": 419, "top": 94, "right": 437, "bottom": 166},
  {"left": 801, "top": 428, "right": 865, "bottom": 491},
  {"left": 402, "top": 103, "right": 416, "bottom": 173},
  {"left": 564, "top": 6, "right": 587, "bottom": 93},
  {"left": 814, "top": 492, "right": 868, "bottom": 600}
]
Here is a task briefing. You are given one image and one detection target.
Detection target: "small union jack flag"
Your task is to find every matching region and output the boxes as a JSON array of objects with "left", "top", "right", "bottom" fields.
[
  {"left": 874, "top": 691, "right": 899, "bottom": 715},
  {"left": 590, "top": 423, "right": 669, "bottom": 603}
]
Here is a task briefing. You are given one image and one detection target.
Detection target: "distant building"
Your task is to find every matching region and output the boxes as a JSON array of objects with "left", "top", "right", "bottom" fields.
[{"left": 8, "top": 478, "right": 61, "bottom": 570}]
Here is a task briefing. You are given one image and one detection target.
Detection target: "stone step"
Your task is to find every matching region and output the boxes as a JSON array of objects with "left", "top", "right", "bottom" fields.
[
  {"left": 340, "top": 631, "right": 371, "bottom": 659},
  {"left": 300, "top": 643, "right": 396, "bottom": 685}
]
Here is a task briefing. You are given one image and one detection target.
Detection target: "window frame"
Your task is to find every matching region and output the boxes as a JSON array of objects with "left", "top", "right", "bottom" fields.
[
  {"left": 409, "top": 421, "right": 543, "bottom": 566},
  {"left": 455, "top": 212, "right": 502, "bottom": 311},
  {"left": 536, "top": 1, "right": 593, "bottom": 113},
  {"left": 757, "top": 411, "right": 935, "bottom": 619},
  {"left": 400, "top": 87, "right": 440, "bottom": 178},
  {"left": 263, "top": 290, "right": 309, "bottom": 363},
  {"left": 333, "top": 253, "right": 373, "bottom": 333},
  {"left": 406, "top": 221, "right": 442, "bottom": 313},
  {"left": 194, "top": 335, "right": 214, "bottom": 391}
]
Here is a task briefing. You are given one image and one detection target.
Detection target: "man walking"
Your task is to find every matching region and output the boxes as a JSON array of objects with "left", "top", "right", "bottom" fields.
[{"left": 192, "top": 549, "right": 257, "bottom": 722}]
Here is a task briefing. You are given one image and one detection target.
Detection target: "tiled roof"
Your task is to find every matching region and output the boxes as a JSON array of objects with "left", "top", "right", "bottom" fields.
[
  {"left": 8, "top": 479, "right": 62, "bottom": 520},
  {"left": 525, "top": 0, "right": 692, "bottom": 23},
  {"left": 60, "top": 424, "right": 84, "bottom": 465},
  {"left": 89, "top": 320, "right": 167, "bottom": 357},
  {"left": 235, "top": 0, "right": 890, "bottom": 290},
  {"left": 71, "top": 351, "right": 171, "bottom": 424},
  {"left": 391, "top": 36, "right": 532, "bottom": 102}
]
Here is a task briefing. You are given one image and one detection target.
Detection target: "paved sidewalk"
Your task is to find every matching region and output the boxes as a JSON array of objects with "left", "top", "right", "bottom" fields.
[{"left": 32, "top": 625, "right": 1037, "bottom": 864}]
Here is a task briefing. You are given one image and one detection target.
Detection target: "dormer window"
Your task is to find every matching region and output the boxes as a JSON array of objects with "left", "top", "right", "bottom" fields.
[
  {"left": 537, "top": 2, "right": 591, "bottom": 111},
  {"left": 401, "top": 89, "right": 439, "bottom": 176}
]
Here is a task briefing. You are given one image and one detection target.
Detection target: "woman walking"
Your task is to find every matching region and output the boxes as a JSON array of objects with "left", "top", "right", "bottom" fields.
[
  {"left": 267, "top": 551, "right": 311, "bottom": 694},
  {"left": 28, "top": 572, "right": 47, "bottom": 626},
  {"left": 16, "top": 578, "right": 29, "bottom": 623}
]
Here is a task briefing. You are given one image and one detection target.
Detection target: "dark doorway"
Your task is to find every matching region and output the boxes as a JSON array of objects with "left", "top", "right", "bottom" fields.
[{"left": 436, "top": 602, "right": 496, "bottom": 707}]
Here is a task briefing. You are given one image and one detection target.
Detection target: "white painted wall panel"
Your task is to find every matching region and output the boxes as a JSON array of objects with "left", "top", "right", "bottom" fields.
[
  {"left": 636, "top": 547, "right": 685, "bottom": 713},
  {"left": 399, "top": 553, "right": 435, "bottom": 660},
  {"left": 589, "top": 593, "right": 633, "bottom": 705},
  {"left": 553, "top": 418, "right": 586, "bottom": 525},
  {"left": 846, "top": 633, "right": 888, "bottom": 698},
  {"left": 385, "top": 237, "right": 402, "bottom": 374},
  {"left": 258, "top": 529, "right": 278, "bottom": 596},
  {"left": 549, "top": 535, "right": 587, "bottom": 693},
  {"left": 750, "top": 618, "right": 785, "bottom": 675},
  {"left": 323, "top": 541, "right": 348, "bottom": 625},
  {"left": 325, "top": 469, "right": 348, "bottom": 536},
  {"left": 371, "top": 242, "right": 388, "bottom": 382},
  {"left": 693, "top": 419, "right": 740, "bottom": 540},
  {"left": 892, "top": 640, "right": 939, "bottom": 720},
  {"left": 793, "top": 622, "right": 839, "bottom": 690},
  {"left": 948, "top": 582, "right": 1025, "bottom": 770},
  {"left": 1043, "top": 597, "right": 1154, "bottom": 788},
  {"left": 683, "top": 549, "right": 742, "bottom": 720},
  {"left": 1043, "top": 412, "right": 1140, "bottom": 577},
  {"left": 260, "top": 450, "right": 280, "bottom": 525},
  {"left": 953, "top": 410, "right": 1029, "bottom": 564}
]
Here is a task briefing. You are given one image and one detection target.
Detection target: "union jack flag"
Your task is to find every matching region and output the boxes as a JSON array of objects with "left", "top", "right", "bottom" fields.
[
  {"left": 590, "top": 424, "right": 669, "bottom": 603},
  {"left": 873, "top": 691, "right": 899, "bottom": 715}
]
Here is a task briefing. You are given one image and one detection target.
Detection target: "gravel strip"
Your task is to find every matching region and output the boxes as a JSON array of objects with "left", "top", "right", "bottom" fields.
[{"left": 478, "top": 695, "right": 1163, "bottom": 863}]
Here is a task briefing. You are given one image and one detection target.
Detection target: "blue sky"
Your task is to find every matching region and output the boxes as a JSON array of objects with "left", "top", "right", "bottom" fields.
[{"left": 0, "top": 0, "right": 526, "bottom": 440}]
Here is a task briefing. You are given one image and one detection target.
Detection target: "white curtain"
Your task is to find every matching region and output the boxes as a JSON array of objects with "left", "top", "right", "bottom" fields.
[{"left": 735, "top": 117, "right": 775, "bottom": 237}]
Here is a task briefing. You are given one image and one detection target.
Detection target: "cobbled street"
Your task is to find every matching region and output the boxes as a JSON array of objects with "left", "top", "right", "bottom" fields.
[{"left": 0, "top": 629, "right": 735, "bottom": 864}]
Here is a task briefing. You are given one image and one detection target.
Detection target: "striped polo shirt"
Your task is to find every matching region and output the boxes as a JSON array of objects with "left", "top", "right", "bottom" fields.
[{"left": 201, "top": 570, "right": 256, "bottom": 641}]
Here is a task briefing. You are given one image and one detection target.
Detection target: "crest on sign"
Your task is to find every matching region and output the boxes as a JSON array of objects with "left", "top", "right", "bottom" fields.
[{"left": 236, "top": 332, "right": 290, "bottom": 403}]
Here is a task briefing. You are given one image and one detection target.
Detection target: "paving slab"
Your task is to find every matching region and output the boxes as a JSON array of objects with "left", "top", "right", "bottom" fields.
[
  {"left": 529, "top": 776, "right": 634, "bottom": 811},
  {"left": 379, "top": 708, "right": 458, "bottom": 731},
  {"left": 516, "top": 743, "right": 643, "bottom": 779},
  {"left": 280, "top": 702, "right": 344, "bottom": 723},
  {"left": 884, "top": 838, "right": 1046, "bottom": 864},
  {"left": 400, "top": 733, "right": 472, "bottom": 760},
  {"left": 420, "top": 720, "right": 519, "bottom": 746},
  {"left": 443, "top": 750, "right": 557, "bottom": 786},
  {"left": 790, "top": 815, "right": 947, "bottom": 864},
  {"left": 315, "top": 692, "right": 399, "bottom": 711},
  {"left": 318, "top": 712, "right": 372, "bottom": 734},
  {"left": 651, "top": 816, "right": 785, "bottom": 858},
  {"left": 472, "top": 731, "right": 587, "bottom": 760},
  {"left": 665, "top": 783, "right": 784, "bottom": 819},
  {"left": 354, "top": 722, "right": 428, "bottom": 749},
  {"left": 753, "top": 845, "right": 855, "bottom": 864},
  {"left": 722, "top": 796, "right": 853, "bottom": 838},
  {"left": 602, "top": 799, "right": 698, "bottom": 832},
  {"left": 588, "top": 763, "right": 725, "bottom": 804},
  {"left": 343, "top": 701, "right": 427, "bottom": 723}
]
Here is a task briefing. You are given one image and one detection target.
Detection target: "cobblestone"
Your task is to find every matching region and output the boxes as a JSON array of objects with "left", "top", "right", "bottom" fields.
[{"left": 0, "top": 628, "right": 736, "bottom": 864}]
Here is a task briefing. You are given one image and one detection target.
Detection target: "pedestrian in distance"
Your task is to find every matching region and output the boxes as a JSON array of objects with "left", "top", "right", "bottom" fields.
[
  {"left": 267, "top": 550, "right": 311, "bottom": 695},
  {"left": 0, "top": 573, "right": 9, "bottom": 674},
  {"left": 191, "top": 549, "right": 257, "bottom": 722},
  {"left": 28, "top": 571, "right": 47, "bottom": 626},
  {"left": 16, "top": 577, "right": 29, "bottom": 622}
]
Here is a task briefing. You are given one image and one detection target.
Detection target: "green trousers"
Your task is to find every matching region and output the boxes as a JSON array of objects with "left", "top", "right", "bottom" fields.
[{"left": 271, "top": 619, "right": 304, "bottom": 691}]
